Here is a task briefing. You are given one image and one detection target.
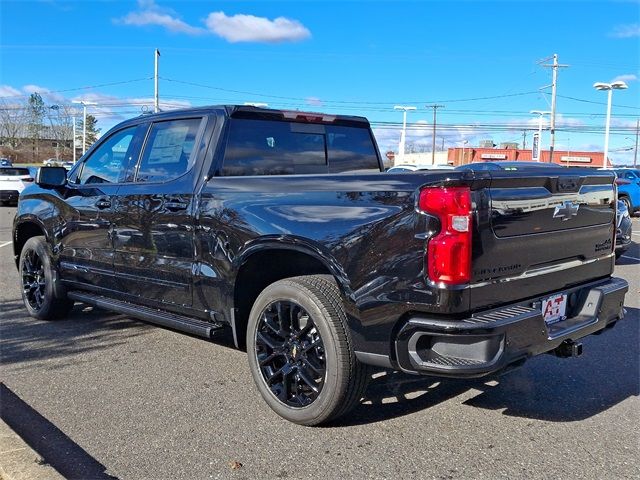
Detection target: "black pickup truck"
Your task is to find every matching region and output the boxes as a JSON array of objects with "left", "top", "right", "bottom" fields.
[{"left": 13, "top": 106, "right": 628, "bottom": 425}]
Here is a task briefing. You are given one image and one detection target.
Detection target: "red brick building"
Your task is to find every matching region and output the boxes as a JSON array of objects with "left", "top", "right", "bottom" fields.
[{"left": 448, "top": 147, "right": 607, "bottom": 168}]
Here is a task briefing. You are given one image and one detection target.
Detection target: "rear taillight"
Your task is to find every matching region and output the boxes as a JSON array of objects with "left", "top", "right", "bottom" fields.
[
  {"left": 419, "top": 186, "right": 472, "bottom": 285},
  {"left": 23, "top": 177, "right": 34, "bottom": 182}
]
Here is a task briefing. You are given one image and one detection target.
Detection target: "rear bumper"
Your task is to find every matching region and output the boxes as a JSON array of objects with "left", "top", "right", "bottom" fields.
[{"left": 393, "top": 277, "right": 628, "bottom": 377}]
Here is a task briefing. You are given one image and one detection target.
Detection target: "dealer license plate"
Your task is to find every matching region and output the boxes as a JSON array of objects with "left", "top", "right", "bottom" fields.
[{"left": 541, "top": 293, "right": 567, "bottom": 325}]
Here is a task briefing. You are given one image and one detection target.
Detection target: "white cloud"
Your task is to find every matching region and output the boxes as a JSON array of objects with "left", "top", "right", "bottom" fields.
[
  {"left": 611, "top": 74, "right": 638, "bottom": 83},
  {"left": 22, "top": 84, "right": 66, "bottom": 104},
  {"left": 306, "top": 97, "right": 323, "bottom": 107},
  {"left": 115, "top": 0, "right": 206, "bottom": 35},
  {"left": 0, "top": 85, "right": 22, "bottom": 98},
  {"left": 114, "top": 2, "right": 311, "bottom": 43},
  {"left": 611, "top": 23, "right": 640, "bottom": 38},
  {"left": 205, "top": 11, "right": 311, "bottom": 43}
]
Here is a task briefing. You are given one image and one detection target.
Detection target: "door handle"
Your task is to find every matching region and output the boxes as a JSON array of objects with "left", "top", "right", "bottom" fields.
[
  {"left": 165, "top": 201, "right": 189, "bottom": 211},
  {"left": 95, "top": 199, "right": 111, "bottom": 209}
]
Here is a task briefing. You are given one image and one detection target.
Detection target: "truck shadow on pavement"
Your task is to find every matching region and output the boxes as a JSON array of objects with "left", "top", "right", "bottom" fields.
[
  {"left": 0, "top": 383, "right": 119, "bottom": 480},
  {"left": 4, "top": 298, "right": 637, "bottom": 428},
  {"left": 0, "top": 300, "right": 152, "bottom": 369},
  {"left": 339, "top": 307, "right": 639, "bottom": 427}
]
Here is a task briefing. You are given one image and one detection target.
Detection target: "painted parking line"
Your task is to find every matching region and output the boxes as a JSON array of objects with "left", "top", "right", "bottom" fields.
[
  {"left": 621, "top": 254, "right": 640, "bottom": 262},
  {"left": 0, "top": 241, "right": 12, "bottom": 248}
]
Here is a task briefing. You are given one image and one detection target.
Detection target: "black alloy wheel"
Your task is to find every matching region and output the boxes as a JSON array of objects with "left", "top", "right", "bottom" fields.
[
  {"left": 255, "top": 300, "right": 326, "bottom": 408},
  {"left": 21, "top": 248, "right": 46, "bottom": 311},
  {"left": 19, "top": 236, "right": 74, "bottom": 320},
  {"left": 246, "top": 275, "right": 370, "bottom": 426}
]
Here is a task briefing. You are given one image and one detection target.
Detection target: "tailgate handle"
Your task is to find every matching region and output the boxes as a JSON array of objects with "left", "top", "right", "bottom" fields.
[{"left": 558, "top": 177, "right": 579, "bottom": 192}]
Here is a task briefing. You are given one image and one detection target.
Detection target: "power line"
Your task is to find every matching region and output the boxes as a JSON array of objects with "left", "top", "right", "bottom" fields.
[
  {"left": 0, "top": 77, "right": 153, "bottom": 98},
  {"left": 160, "top": 77, "right": 540, "bottom": 106},
  {"left": 551, "top": 93, "right": 640, "bottom": 110}
]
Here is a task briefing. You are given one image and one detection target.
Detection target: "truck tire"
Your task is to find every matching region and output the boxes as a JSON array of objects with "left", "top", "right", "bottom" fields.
[
  {"left": 246, "top": 275, "right": 370, "bottom": 426},
  {"left": 19, "top": 236, "right": 74, "bottom": 320}
]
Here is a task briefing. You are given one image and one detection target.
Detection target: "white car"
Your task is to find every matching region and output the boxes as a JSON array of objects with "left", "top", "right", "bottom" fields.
[
  {"left": 0, "top": 167, "right": 35, "bottom": 205},
  {"left": 387, "top": 164, "right": 455, "bottom": 173}
]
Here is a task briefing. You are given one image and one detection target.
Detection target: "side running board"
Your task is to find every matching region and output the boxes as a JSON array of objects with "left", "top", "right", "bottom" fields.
[{"left": 67, "top": 291, "right": 224, "bottom": 339}]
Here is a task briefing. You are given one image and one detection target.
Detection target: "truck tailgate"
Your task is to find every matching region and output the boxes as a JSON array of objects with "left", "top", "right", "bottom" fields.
[{"left": 469, "top": 169, "right": 616, "bottom": 310}]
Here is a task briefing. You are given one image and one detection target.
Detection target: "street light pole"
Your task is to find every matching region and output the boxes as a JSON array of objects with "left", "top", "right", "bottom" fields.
[
  {"left": 394, "top": 105, "right": 416, "bottom": 164},
  {"left": 72, "top": 100, "right": 98, "bottom": 155},
  {"left": 594, "top": 81, "right": 628, "bottom": 168},
  {"left": 634, "top": 118, "right": 639, "bottom": 168},
  {"left": 72, "top": 115, "right": 76, "bottom": 163},
  {"left": 154, "top": 49, "right": 160, "bottom": 113},
  {"left": 530, "top": 110, "right": 551, "bottom": 162}
]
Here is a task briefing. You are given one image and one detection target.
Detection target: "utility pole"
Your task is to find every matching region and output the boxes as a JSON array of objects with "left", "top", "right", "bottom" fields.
[
  {"left": 541, "top": 54, "right": 568, "bottom": 163},
  {"left": 634, "top": 118, "right": 639, "bottom": 167},
  {"left": 522, "top": 130, "right": 527, "bottom": 150},
  {"left": 154, "top": 49, "right": 160, "bottom": 113},
  {"left": 427, "top": 104, "right": 444, "bottom": 164}
]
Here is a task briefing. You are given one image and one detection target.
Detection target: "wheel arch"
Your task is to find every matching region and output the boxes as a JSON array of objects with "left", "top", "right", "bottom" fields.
[
  {"left": 231, "top": 240, "right": 352, "bottom": 349},
  {"left": 13, "top": 218, "right": 48, "bottom": 269}
]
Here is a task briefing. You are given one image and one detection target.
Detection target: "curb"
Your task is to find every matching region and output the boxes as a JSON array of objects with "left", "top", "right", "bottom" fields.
[{"left": 0, "top": 419, "right": 64, "bottom": 480}]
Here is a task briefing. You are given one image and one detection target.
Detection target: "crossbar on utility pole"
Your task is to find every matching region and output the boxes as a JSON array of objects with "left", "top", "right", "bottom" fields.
[
  {"left": 541, "top": 54, "right": 568, "bottom": 163},
  {"left": 427, "top": 104, "right": 444, "bottom": 164}
]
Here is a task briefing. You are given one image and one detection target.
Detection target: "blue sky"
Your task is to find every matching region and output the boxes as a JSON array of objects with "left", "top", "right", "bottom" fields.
[{"left": 1, "top": 0, "right": 639, "bottom": 163}]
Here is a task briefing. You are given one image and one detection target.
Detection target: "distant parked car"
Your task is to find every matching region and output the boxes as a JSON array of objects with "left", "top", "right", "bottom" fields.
[
  {"left": 613, "top": 168, "right": 640, "bottom": 215},
  {"left": 0, "top": 158, "right": 12, "bottom": 167},
  {"left": 615, "top": 199, "right": 632, "bottom": 260},
  {"left": 43, "top": 158, "right": 59, "bottom": 167},
  {"left": 456, "top": 161, "right": 562, "bottom": 171},
  {"left": 0, "top": 167, "right": 34, "bottom": 205},
  {"left": 387, "top": 164, "right": 454, "bottom": 173}
]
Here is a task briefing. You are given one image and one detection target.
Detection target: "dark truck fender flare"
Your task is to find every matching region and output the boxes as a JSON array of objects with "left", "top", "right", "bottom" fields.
[
  {"left": 13, "top": 214, "right": 51, "bottom": 267},
  {"left": 234, "top": 236, "right": 353, "bottom": 297}
]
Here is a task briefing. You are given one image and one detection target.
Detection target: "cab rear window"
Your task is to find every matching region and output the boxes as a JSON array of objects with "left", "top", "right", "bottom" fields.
[{"left": 221, "top": 118, "right": 380, "bottom": 176}]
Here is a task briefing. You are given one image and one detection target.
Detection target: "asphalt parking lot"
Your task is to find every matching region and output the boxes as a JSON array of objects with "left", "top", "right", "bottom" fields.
[{"left": 1, "top": 204, "right": 638, "bottom": 480}]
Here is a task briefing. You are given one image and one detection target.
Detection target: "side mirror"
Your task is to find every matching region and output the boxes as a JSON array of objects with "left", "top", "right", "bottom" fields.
[{"left": 36, "top": 166, "right": 67, "bottom": 187}]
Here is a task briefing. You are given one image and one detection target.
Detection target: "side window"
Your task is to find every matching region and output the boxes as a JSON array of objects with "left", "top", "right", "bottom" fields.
[
  {"left": 327, "top": 125, "right": 380, "bottom": 173},
  {"left": 625, "top": 172, "right": 636, "bottom": 180},
  {"left": 222, "top": 119, "right": 326, "bottom": 176},
  {"left": 77, "top": 127, "right": 138, "bottom": 185},
  {"left": 136, "top": 118, "right": 202, "bottom": 183}
]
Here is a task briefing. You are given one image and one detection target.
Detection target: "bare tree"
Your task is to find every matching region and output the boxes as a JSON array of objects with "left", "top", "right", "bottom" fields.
[
  {"left": 0, "top": 98, "right": 26, "bottom": 152},
  {"left": 47, "top": 105, "right": 74, "bottom": 159}
]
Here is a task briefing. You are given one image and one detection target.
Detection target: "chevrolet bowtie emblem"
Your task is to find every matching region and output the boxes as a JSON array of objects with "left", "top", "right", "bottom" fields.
[{"left": 553, "top": 201, "right": 580, "bottom": 221}]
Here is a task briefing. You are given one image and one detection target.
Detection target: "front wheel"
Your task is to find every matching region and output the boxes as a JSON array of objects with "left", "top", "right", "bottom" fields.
[
  {"left": 246, "top": 275, "right": 369, "bottom": 426},
  {"left": 19, "top": 236, "right": 74, "bottom": 320}
]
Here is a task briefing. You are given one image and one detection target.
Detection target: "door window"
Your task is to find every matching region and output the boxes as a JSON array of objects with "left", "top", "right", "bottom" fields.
[
  {"left": 135, "top": 118, "right": 202, "bottom": 183},
  {"left": 77, "top": 127, "right": 138, "bottom": 185}
]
